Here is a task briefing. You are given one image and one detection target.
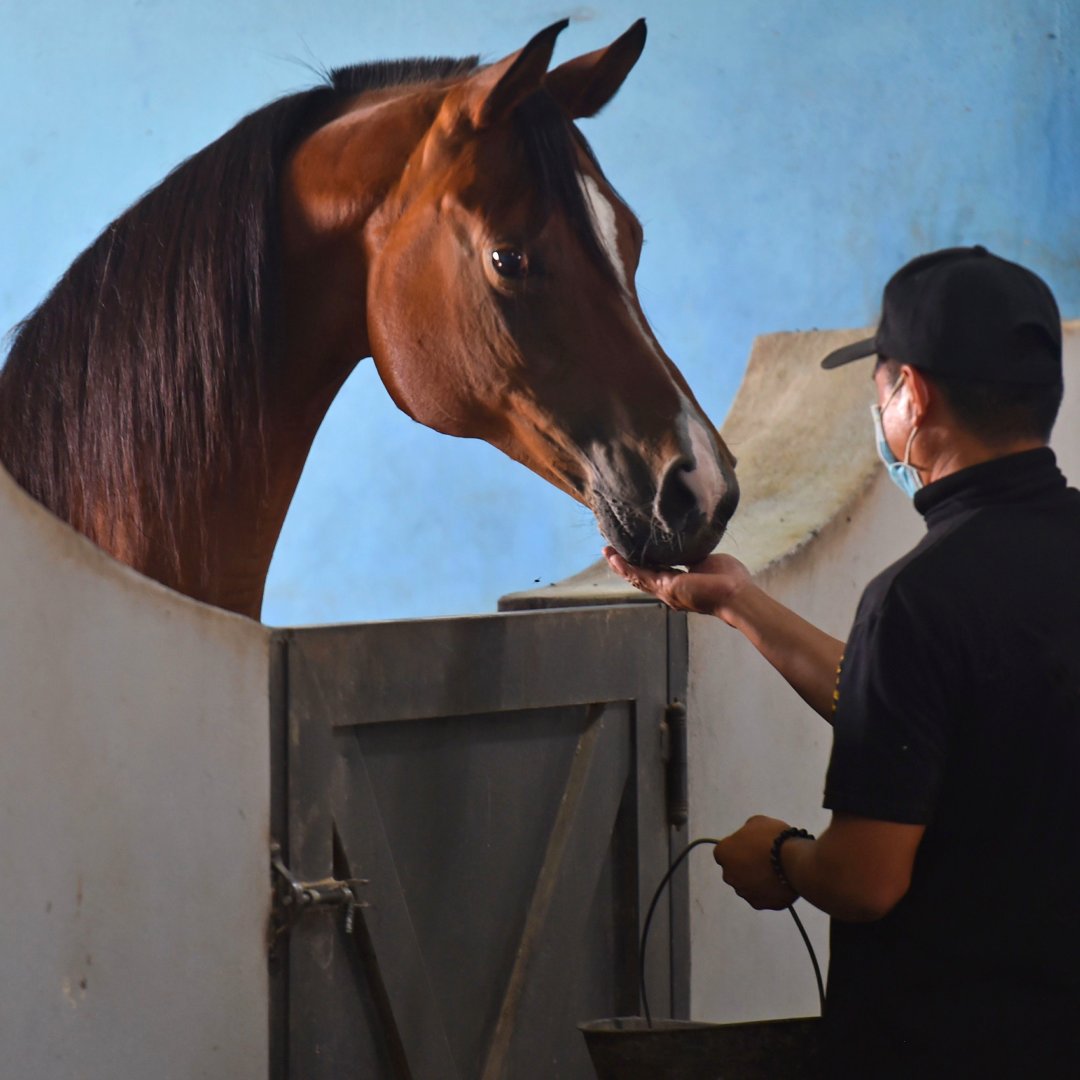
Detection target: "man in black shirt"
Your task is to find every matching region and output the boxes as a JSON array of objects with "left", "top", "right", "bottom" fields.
[{"left": 605, "top": 247, "right": 1078, "bottom": 1076}]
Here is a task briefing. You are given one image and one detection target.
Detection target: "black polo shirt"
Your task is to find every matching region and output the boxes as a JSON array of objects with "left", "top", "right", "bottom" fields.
[{"left": 822, "top": 448, "right": 1080, "bottom": 1078}]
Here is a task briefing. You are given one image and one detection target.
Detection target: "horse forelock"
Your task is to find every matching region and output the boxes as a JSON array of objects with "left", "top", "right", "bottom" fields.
[{"left": 509, "top": 93, "right": 615, "bottom": 279}]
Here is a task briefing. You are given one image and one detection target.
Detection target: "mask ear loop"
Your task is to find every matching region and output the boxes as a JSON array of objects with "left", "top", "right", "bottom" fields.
[
  {"left": 902, "top": 424, "right": 920, "bottom": 468},
  {"left": 880, "top": 371, "right": 905, "bottom": 414},
  {"left": 886, "top": 370, "right": 922, "bottom": 474}
]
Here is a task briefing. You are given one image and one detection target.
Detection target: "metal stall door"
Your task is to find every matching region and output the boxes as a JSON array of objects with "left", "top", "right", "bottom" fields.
[{"left": 270, "top": 603, "right": 688, "bottom": 1080}]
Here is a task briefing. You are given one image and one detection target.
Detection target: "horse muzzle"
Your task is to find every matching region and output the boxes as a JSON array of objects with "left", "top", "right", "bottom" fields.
[{"left": 591, "top": 452, "right": 740, "bottom": 567}]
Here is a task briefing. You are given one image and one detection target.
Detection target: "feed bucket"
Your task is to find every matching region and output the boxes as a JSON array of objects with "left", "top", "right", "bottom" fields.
[{"left": 578, "top": 1015, "right": 821, "bottom": 1080}]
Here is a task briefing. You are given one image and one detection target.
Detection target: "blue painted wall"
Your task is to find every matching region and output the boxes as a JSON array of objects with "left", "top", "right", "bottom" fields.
[{"left": 3, "top": 1, "right": 1077, "bottom": 624}]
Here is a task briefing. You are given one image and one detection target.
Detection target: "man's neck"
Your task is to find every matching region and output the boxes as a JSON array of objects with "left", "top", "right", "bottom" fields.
[{"left": 925, "top": 437, "right": 1047, "bottom": 486}]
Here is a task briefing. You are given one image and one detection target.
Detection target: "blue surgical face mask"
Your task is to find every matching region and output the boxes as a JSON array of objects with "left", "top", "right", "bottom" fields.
[{"left": 871, "top": 374, "right": 923, "bottom": 498}]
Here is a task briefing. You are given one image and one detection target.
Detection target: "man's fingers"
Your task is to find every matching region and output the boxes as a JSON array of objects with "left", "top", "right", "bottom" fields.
[
  {"left": 603, "top": 548, "right": 683, "bottom": 591},
  {"left": 604, "top": 548, "right": 654, "bottom": 592},
  {"left": 603, "top": 547, "right": 633, "bottom": 580}
]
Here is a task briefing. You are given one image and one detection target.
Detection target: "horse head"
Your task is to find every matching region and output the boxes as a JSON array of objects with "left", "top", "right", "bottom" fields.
[{"left": 285, "top": 20, "right": 738, "bottom": 568}]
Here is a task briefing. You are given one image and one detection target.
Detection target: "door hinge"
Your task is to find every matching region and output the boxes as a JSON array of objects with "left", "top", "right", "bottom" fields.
[
  {"left": 270, "top": 840, "right": 368, "bottom": 941},
  {"left": 663, "top": 700, "right": 689, "bottom": 828}
]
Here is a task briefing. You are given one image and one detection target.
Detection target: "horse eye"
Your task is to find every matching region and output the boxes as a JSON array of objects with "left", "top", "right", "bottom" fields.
[{"left": 491, "top": 247, "right": 528, "bottom": 279}]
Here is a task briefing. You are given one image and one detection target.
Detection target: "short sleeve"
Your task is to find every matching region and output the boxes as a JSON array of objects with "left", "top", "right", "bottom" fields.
[{"left": 824, "top": 579, "right": 955, "bottom": 824}]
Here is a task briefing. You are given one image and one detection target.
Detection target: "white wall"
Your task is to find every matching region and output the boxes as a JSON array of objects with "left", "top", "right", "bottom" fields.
[
  {"left": 687, "top": 323, "right": 1080, "bottom": 1021},
  {"left": 0, "top": 468, "right": 270, "bottom": 1078}
]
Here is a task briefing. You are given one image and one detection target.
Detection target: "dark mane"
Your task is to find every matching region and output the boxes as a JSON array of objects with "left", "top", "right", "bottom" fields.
[
  {"left": 0, "top": 56, "right": 478, "bottom": 574},
  {"left": 329, "top": 56, "right": 479, "bottom": 96}
]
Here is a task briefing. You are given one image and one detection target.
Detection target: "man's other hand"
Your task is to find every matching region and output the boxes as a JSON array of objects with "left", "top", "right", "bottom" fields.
[{"left": 713, "top": 814, "right": 798, "bottom": 911}]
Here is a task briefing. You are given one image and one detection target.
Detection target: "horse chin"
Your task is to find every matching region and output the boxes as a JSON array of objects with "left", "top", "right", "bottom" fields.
[
  {"left": 636, "top": 529, "right": 724, "bottom": 569},
  {"left": 646, "top": 529, "right": 724, "bottom": 568},
  {"left": 596, "top": 505, "right": 727, "bottom": 569}
]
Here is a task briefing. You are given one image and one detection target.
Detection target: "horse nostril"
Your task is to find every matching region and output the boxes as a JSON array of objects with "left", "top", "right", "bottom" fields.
[
  {"left": 657, "top": 455, "right": 739, "bottom": 533},
  {"left": 656, "top": 457, "right": 699, "bottom": 528},
  {"left": 716, "top": 478, "right": 740, "bottom": 525}
]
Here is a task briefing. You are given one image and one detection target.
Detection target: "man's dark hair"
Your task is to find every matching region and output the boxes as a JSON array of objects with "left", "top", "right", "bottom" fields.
[{"left": 877, "top": 353, "right": 1063, "bottom": 446}]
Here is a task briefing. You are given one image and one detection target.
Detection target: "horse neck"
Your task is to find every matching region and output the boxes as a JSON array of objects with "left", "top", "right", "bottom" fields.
[
  {"left": 207, "top": 87, "right": 458, "bottom": 617},
  {"left": 277, "top": 84, "right": 444, "bottom": 386},
  {"left": 18, "top": 85, "right": 448, "bottom": 621}
]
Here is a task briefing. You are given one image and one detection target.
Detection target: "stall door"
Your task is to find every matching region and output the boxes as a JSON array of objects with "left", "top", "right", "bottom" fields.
[{"left": 270, "top": 603, "right": 689, "bottom": 1080}]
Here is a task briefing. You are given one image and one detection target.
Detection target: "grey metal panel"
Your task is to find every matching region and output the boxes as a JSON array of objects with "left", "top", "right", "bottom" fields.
[
  {"left": 492, "top": 703, "right": 634, "bottom": 1078},
  {"left": 350, "top": 703, "right": 595, "bottom": 1070},
  {"left": 285, "top": 604, "right": 667, "bottom": 725},
  {"left": 483, "top": 704, "right": 630, "bottom": 1075},
  {"left": 331, "top": 739, "right": 462, "bottom": 1079}
]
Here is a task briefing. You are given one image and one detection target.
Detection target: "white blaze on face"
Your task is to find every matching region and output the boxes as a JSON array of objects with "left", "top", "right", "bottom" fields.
[
  {"left": 580, "top": 174, "right": 631, "bottom": 293},
  {"left": 579, "top": 174, "right": 729, "bottom": 520}
]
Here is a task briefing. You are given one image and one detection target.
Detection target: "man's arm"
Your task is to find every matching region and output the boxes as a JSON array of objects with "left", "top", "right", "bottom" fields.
[
  {"left": 713, "top": 812, "right": 925, "bottom": 921},
  {"left": 604, "top": 548, "right": 844, "bottom": 721}
]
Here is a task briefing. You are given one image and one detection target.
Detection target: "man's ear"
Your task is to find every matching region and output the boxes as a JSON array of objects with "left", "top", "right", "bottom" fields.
[
  {"left": 544, "top": 19, "right": 646, "bottom": 119},
  {"left": 901, "top": 364, "right": 933, "bottom": 424}
]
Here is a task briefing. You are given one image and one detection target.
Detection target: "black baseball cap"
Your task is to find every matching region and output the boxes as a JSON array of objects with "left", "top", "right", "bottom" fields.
[{"left": 821, "top": 246, "right": 1062, "bottom": 384}]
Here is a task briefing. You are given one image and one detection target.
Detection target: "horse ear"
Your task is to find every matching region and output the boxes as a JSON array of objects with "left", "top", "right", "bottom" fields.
[
  {"left": 465, "top": 20, "right": 569, "bottom": 129},
  {"left": 544, "top": 19, "right": 647, "bottom": 119}
]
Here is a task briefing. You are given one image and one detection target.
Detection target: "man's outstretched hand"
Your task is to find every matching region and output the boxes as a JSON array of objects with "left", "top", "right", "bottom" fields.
[{"left": 603, "top": 547, "right": 752, "bottom": 625}]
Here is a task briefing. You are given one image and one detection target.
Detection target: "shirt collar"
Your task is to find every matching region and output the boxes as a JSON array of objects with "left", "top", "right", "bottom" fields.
[{"left": 913, "top": 447, "right": 1066, "bottom": 527}]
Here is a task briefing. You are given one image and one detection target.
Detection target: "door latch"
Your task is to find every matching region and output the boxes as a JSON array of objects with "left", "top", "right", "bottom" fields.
[{"left": 270, "top": 841, "right": 368, "bottom": 937}]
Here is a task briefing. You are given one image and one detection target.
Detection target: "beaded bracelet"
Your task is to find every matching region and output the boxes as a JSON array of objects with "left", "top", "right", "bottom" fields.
[{"left": 770, "top": 826, "right": 815, "bottom": 891}]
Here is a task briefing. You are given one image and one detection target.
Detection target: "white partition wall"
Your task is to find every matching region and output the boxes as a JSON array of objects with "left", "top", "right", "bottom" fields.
[{"left": 0, "top": 469, "right": 270, "bottom": 1079}]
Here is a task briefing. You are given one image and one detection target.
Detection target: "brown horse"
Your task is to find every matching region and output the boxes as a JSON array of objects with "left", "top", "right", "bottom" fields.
[{"left": 0, "top": 20, "right": 737, "bottom": 620}]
